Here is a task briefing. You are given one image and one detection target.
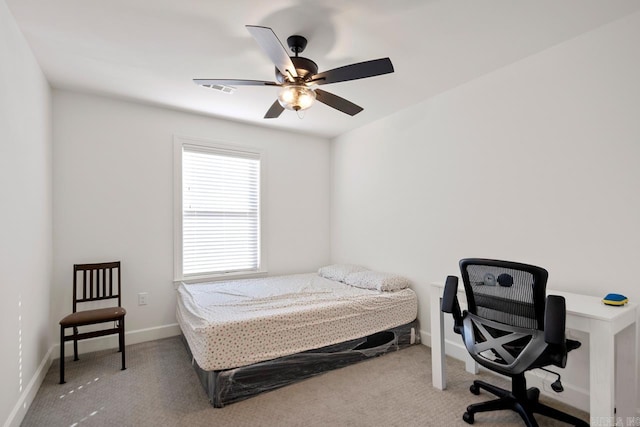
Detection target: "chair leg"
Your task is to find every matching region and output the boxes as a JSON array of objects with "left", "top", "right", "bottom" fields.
[
  {"left": 73, "top": 327, "right": 79, "bottom": 361},
  {"left": 59, "top": 326, "right": 65, "bottom": 384},
  {"left": 120, "top": 317, "right": 126, "bottom": 370},
  {"left": 467, "top": 396, "right": 514, "bottom": 415},
  {"left": 513, "top": 401, "right": 539, "bottom": 427},
  {"left": 534, "top": 401, "right": 589, "bottom": 426},
  {"left": 117, "top": 320, "right": 123, "bottom": 353},
  {"left": 473, "top": 380, "right": 511, "bottom": 399},
  {"left": 465, "top": 396, "right": 539, "bottom": 427}
]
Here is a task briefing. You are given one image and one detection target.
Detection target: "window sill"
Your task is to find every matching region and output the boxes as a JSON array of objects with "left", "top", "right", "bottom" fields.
[{"left": 173, "top": 269, "right": 268, "bottom": 289}]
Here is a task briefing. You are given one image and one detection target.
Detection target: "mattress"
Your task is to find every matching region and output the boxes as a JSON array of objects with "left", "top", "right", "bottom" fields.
[{"left": 176, "top": 273, "right": 418, "bottom": 371}]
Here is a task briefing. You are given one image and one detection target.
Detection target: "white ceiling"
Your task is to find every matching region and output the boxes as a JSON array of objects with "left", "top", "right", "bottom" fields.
[{"left": 7, "top": 0, "right": 640, "bottom": 138}]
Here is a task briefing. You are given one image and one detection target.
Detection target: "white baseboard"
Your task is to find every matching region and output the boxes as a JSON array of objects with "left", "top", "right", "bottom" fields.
[
  {"left": 3, "top": 346, "right": 53, "bottom": 427},
  {"left": 420, "top": 330, "right": 589, "bottom": 413},
  {"left": 51, "top": 323, "right": 181, "bottom": 361},
  {"left": 3, "top": 323, "right": 181, "bottom": 427}
]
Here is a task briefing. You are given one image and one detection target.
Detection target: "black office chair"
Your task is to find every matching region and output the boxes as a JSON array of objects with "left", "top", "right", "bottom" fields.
[{"left": 441, "top": 259, "right": 588, "bottom": 426}]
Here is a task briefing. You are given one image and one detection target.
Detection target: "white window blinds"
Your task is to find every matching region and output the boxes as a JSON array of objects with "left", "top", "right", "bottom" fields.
[{"left": 182, "top": 145, "right": 261, "bottom": 276}]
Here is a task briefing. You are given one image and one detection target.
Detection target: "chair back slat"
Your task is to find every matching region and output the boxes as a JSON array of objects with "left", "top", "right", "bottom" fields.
[
  {"left": 102, "top": 268, "right": 107, "bottom": 298},
  {"left": 83, "top": 270, "right": 88, "bottom": 305},
  {"left": 73, "top": 261, "right": 121, "bottom": 312},
  {"left": 89, "top": 269, "right": 94, "bottom": 299}
]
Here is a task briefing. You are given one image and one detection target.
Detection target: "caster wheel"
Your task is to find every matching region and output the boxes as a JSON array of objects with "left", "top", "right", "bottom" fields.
[
  {"left": 469, "top": 384, "right": 480, "bottom": 395},
  {"left": 463, "top": 412, "right": 474, "bottom": 424}
]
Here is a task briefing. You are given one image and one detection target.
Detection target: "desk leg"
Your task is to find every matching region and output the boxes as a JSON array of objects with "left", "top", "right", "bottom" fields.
[
  {"left": 430, "top": 286, "right": 445, "bottom": 390},
  {"left": 614, "top": 322, "right": 637, "bottom": 420},
  {"left": 465, "top": 351, "right": 479, "bottom": 374},
  {"left": 589, "top": 321, "right": 615, "bottom": 423}
]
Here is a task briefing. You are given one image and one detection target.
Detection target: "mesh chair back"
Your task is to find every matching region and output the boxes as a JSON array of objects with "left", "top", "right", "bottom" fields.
[
  {"left": 458, "top": 259, "right": 549, "bottom": 373},
  {"left": 460, "top": 259, "right": 548, "bottom": 330}
]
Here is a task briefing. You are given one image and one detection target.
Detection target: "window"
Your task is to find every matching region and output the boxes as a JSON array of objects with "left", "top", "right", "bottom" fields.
[{"left": 174, "top": 136, "right": 264, "bottom": 281}]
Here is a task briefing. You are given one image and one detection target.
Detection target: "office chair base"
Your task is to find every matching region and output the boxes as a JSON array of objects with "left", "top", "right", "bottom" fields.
[{"left": 463, "top": 379, "right": 588, "bottom": 427}]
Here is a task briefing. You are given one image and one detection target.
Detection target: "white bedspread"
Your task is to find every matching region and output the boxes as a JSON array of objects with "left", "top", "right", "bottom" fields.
[{"left": 176, "top": 273, "right": 418, "bottom": 371}]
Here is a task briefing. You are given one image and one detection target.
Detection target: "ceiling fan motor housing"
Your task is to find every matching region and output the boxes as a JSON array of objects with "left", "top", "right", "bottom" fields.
[{"left": 275, "top": 56, "right": 318, "bottom": 83}]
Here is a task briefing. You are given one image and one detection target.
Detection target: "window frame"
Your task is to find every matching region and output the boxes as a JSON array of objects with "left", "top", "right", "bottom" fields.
[{"left": 173, "top": 135, "right": 267, "bottom": 283}]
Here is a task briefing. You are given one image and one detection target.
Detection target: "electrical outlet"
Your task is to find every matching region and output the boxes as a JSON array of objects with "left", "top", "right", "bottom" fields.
[{"left": 138, "top": 292, "right": 148, "bottom": 306}]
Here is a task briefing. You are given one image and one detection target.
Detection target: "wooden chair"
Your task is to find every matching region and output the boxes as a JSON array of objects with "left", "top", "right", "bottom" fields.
[{"left": 59, "top": 261, "right": 126, "bottom": 384}]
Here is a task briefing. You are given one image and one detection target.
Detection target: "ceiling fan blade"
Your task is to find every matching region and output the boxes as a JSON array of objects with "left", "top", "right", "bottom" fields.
[
  {"left": 246, "top": 25, "right": 298, "bottom": 80},
  {"left": 311, "top": 58, "right": 394, "bottom": 85},
  {"left": 315, "top": 89, "right": 363, "bottom": 116},
  {"left": 194, "top": 79, "right": 278, "bottom": 87},
  {"left": 264, "top": 100, "right": 284, "bottom": 119}
]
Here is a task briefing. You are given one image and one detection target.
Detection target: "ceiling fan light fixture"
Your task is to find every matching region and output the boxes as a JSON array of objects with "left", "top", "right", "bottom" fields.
[
  {"left": 277, "top": 84, "right": 316, "bottom": 112},
  {"left": 194, "top": 25, "right": 394, "bottom": 119}
]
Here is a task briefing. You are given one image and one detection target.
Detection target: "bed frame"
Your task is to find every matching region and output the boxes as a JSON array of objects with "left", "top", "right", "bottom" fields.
[{"left": 181, "top": 319, "right": 420, "bottom": 407}]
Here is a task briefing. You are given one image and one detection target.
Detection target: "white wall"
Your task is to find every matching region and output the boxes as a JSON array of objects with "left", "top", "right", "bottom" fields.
[
  {"left": 331, "top": 11, "right": 640, "bottom": 411},
  {"left": 4, "top": 1, "right": 638, "bottom": 422},
  {"left": 52, "top": 91, "right": 331, "bottom": 351},
  {"left": 0, "top": 1, "right": 52, "bottom": 426}
]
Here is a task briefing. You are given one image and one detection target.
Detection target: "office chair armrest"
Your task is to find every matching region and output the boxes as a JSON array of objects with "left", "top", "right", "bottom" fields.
[
  {"left": 544, "top": 295, "right": 566, "bottom": 346},
  {"left": 442, "top": 276, "right": 463, "bottom": 334}
]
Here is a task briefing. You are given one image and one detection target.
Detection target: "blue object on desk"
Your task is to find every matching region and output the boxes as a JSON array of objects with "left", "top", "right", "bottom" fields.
[{"left": 602, "top": 293, "right": 628, "bottom": 306}]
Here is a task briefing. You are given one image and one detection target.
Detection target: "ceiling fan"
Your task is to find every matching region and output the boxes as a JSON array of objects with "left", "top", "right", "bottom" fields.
[{"left": 194, "top": 25, "right": 394, "bottom": 119}]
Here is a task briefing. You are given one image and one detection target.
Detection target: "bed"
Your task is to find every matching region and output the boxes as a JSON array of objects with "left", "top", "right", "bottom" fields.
[{"left": 176, "top": 268, "right": 419, "bottom": 407}]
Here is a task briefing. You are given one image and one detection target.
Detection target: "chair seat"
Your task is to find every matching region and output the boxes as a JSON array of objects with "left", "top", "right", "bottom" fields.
[{"left": 60, "top": 307, "right": 126, "bottom": 327}]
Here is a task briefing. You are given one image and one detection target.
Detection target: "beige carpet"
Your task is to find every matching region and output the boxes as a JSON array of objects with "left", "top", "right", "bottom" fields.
[{"left": 21, "top": 337, "right": 588, "bottom": 426}]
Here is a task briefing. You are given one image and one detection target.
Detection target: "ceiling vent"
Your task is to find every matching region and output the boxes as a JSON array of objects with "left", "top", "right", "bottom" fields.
[{"left": 204, "top": 84, "right": 236, "bottom": 94}]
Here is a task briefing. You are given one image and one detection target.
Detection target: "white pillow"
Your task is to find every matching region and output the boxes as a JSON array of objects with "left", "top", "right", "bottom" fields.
[
  {"left": 318, "top": 264, "right": 367, "bottom": 282},
  {"left": 344, "top": 270, "right": 411, "bottom": 292}
]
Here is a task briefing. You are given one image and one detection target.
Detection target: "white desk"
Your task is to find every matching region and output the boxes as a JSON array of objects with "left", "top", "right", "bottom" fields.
[{"left": 430, "top": 281, "right": 638, "bottom": 422}]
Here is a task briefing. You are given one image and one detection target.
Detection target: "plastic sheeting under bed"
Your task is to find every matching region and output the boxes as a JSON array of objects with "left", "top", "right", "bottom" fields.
[{"left": 181, "top": 319, "right": 420, "bottom": 407}]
